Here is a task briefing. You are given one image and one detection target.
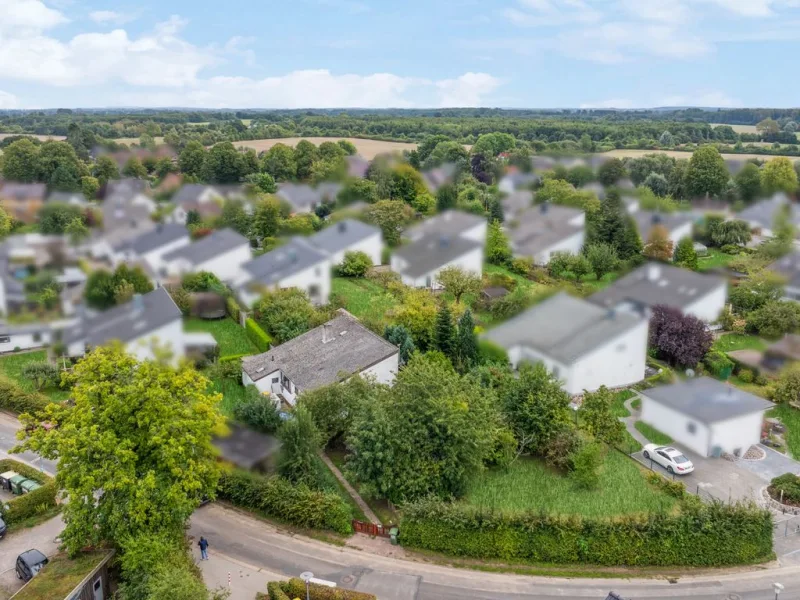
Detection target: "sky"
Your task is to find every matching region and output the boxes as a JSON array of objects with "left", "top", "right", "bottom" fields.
[{"left": 0, "top": 0, "right": 799, "bottom": 109}]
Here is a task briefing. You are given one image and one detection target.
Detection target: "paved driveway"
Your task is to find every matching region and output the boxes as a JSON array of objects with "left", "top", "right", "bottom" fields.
[
  {"left": 737, "top": 445, "right": 800, "bottom": 482},
  {"left": 0, "top": 514, "right": 64, "bottom": 599}
]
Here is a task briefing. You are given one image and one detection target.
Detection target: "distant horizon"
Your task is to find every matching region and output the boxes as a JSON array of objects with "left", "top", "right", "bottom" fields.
[{"left": 0, "top": 106, "right": 797, "bottom": 113}]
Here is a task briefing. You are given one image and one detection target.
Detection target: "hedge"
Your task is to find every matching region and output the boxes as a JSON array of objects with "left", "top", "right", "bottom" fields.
[
  {"left": 0, "top": 459, "right": 58, "bottom": 525},
  {"left": 226, "top": 296, "right": 241, "bottom": 323},
  {"left": 262, "top": 580, "right": 375, "bottom": 600},
  {"left": 246, "top": 318, "right": 272, "bottom": 353},
  {"left": 0, "top": 375, "right": 51, "bottom": 415},
  {"left": 219, "top": 353, "right": 249, "bottom": 364},
  {"left": 399, "top": 498, "right": 773, "bottom": 567},
  {"left": 217, "top": 470, "right": 352, "bottom": 535}
]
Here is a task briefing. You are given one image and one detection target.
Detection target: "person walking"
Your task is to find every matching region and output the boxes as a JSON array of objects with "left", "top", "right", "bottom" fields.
[{"left": 198, "top": 536, "right": 209, "bottom": 560}]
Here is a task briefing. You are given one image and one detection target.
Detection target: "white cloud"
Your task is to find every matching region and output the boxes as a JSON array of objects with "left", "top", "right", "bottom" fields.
[
  {"left": 659, "top": 90, "right": 742, "bottom": 107},
  {"left": 580, "top": 98, "right": 636, "bottom": 109},
  {"left": 0, "top": 0, "right": 67, "bottom": 32},
  {"left": 0, "top": 90, "right": 19, "bottom": 109},
  {"left": 436, "top": 72, "right": 501, "bottom": 107},
  {"left": 702, "top": 0, "right": 778, "bottom": 16},
  {"left": 89, "top": 10, "right": 136, "bottom": 25},
  {"left": 618, "top": 0, "right": 690, "bottom": 24},
  {"left": 504, "top": 0, "right": 601, "bottom": 26}
]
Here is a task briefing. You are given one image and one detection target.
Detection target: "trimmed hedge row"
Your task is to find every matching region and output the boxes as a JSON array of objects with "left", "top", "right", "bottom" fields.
[
  {"left": 246, "top": 318, "right": 272, "bottom": 353},
  {"left": 0, "top": 375, "right": 50, "bottom": 415},
  {"left": 226, "top": 296, "right": 241, "bottom": 323},
  {"left": 219, "top": 353, "right": 249, "bottom": 364},
  {"left": 399, "top": 498, "right": 773, "bottom": 567},
  {"left": 263, "top": 579, "right": 375, "bottom": 600},
  {"left": 0, "top": 459, "right": 58, "bottom": 525},
  {"left": 217, "top": 470, "right": 352, "bottom": 535}
]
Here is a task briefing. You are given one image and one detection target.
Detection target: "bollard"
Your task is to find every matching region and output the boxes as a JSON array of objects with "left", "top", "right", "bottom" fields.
[{"left": 228, "top": 572, "right": 232, "bottom": 588}]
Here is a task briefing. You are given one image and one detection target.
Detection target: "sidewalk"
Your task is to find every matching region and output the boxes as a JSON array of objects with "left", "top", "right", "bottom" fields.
[{"left": 192, "top": 547, "right": 283, "bottom": 600}]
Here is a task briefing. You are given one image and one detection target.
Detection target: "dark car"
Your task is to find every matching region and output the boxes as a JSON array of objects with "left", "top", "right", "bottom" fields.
[
  {"left": 0, "top": 516, "right": 6, "bottom": 539},
  {"left": 16, "top": 549, "right": 48, "bottom": 582}
]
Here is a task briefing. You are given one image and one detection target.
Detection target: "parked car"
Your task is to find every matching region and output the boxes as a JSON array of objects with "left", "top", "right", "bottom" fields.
[
  {"left": 16, "top": 549, "right": 48, "bottom": 582},
  {"left": 642, "top": 444, "right": 695, "bottom": 475},
  {"left": 0, "top": 516, "right": 6, "bottom": 539}
]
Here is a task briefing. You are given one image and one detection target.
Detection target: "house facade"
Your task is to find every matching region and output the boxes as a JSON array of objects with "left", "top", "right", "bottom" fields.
[
  {"left": 0, "top": 183, "right": 47, "bottom": 224},
  {"left": 112, "top": 224, "right": 191, "bottom": 275},
  {"left": 633, "top": 211, "right": 693, "bottom": 246},
  {"left": 163, "top": 228, "right": 252, "bottom": 284},
  {"left": 507, "top": 203, "right": 585, "bottom": 266},
  {"left": 391, "top": 234, "right": 483, "bottom": 288},
  {"left": 308, "top": 219, "right": 383, "bottom": 266}
]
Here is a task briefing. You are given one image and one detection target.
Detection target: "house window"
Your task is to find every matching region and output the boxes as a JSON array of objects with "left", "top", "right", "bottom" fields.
[
  {"left": 687, "top": 422, "right": 696, "bottom": 434},
  {"left": 0, "top": 336, "right": 9, "bottom": 343},
  {"left": 272, "top": 376, "right": 279, "bottom": 384},
  {"left": 308, "top": 284, "right": 320, "bottom": 299}
]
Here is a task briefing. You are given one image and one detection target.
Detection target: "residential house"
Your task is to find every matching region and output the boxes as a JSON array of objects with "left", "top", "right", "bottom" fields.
[
  {"left": 102, "top": 179, "right": 155, "bottom": 209},
  {"left": 46, "top": 191, "right": 89, "bottom": 206},
  {"left": 404, "top": 210, "right": 487, "bottom": 245},
  {"left": 63, "top": 287, "right": 215, "bottom": 363},
  {"left": 482, "top": 292, "right": 648, "bottom": 395},
  {"left": 0, "top": 321, "right": 54, "bottom": 353},
  {"left": 640, "top": 377, "right": 773, "bottom": 457},
  {"left": 761, "top": 334, "right": 800, "bottom": 372},
  {"left": 277, "top": 182, "right": 341, "bottom": 214},
  {"left": 308, "top": 219, "right": 382, "bottom": 266},
  {"left": 112, "top": 223, "right": 191, "bottom": 275},
  {"left": 92, "top": 184, "right": 158, "bottom": 260},
  {"left": 501, "top": 190, "right": 533, "bottom": 219},
  {"left": 162, "top": 228, "right": 252, "bottom": 283},
  {"left": 588, "top": 263, "right": 728, "bottom": 322},
  {"left": 346, "top": 155, "right": 370, "bottom": 179},
  {"left": 738, "top": 193, "right": 800, "bottom": 238},
  {"left": 235, "top": 237, "right": 331, "bottom": 307},
  {"left": 498, "top": 172, "right": 540, "bottom": 195},
  {"left": 0, "top": 182, "right": 47, "bottom": 224},
  {"left": 769, "top": 249, "right": 800, "bottom": 300},
  {"left": 632, "top": 210, "right": 693, "bottom": 246},
  {"left": 391, "top": 234, "right": 483, "bottom": 288},
  {"left": 531, "top": 156, "right": 557, "bottom": 172},
  {"left": 421, "top": 163, "right": 457, "bottom": 193},
  {"left": 580, "top": 182, "right": 606, "bottom": 201},
  {"left": 507, "top": 203, "right": 585, "bottom": 265},
  {"left": 242, "top": 309, "right": 399, "bottom": 405},
  {"left": 169, "top": 184, "right": 224, "bottom": 225}
]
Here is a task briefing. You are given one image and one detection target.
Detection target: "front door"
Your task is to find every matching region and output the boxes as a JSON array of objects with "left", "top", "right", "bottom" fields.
[{"left": 92, "top": 575, "right": 104, "bottom": 600}]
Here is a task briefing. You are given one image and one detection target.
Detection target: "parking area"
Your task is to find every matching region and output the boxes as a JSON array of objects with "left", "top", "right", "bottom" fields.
[{"left": 0, "top": 514, "right": 64, "bottom": 599}]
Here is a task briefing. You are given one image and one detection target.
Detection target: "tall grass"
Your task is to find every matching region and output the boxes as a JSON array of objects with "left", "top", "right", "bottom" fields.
[{"left": 635, "top": 422, "right": 673, "bottom": 445}]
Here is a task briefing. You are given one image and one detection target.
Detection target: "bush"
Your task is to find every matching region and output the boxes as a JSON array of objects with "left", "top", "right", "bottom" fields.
[
  {"left": 769, "top": 473, "right": 800, "bottom": 505},
  {"left": 338, "top": 251, "right": 372, "bottom": 277},
  {"left": 704, "top": 351, "right": 734, "bottom": 380},
  {"left": 400, "top": 498, "right": 773, "bottom": 567},
  {"left": 217, "top": 470, "right": 352, "bottom": 534},
  {"left": 738, "top": 369, "right": 754, "bottom": 383},
  {"left": 509, "top": 257, "right": 533, "bottom": 277},
  {"left": 246, "top": 318, "right": 272, "bottom": 352},
  {"left": 21, "top": 361, "right": 60, "bottom": 390},
  {"left": 477, "top": 339, "right": 509, "bottom": 365},
  {"left": 233, "top": 387, "right": 282, "bottom": 434},
  {"left": 226, "top": 296, "right": 241, "bottom": 323},
  {"left": 283, "top": 578, "right": 376, "bottom": 600},
  {"left": 0, "top": 459, "right": 58, "bottom": 525},
  {"left": 0, "top": 375, "right": 51, "bottom": 415},
  {"left": 569, "top": 440, "right": 604, "bottom": 490},
  {"left": 218, "top": 353, "right": 250, "bottom": 364}
]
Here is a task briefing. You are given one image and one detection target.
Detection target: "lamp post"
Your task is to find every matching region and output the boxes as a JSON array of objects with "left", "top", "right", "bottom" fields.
[
  {"left": 300, "top": 571, "right": 314, "bottom": 600},
  {"left": 774, "top": 582, "right": 784, "bottom": 600},
  {"left": 572, "top": 404, "right": 579, "bottom": 426}
]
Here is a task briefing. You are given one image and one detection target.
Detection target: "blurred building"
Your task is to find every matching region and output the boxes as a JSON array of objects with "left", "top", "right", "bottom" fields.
[
  {"left": 0, "top": 182, "right": 46, "bottom": 223},
  {"left": 507, "top": 203, "right": 585, "bottom": 265}
]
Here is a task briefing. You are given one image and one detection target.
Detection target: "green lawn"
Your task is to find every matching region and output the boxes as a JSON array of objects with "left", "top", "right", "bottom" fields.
[
  {"left": 331, "top": 277, "right": 399, "bottom": 324},
  {"left": 211, "top": 378, "right": 251, "bottom": 417},
  {"left": 712, "top": 333, "right": 768, "bottom": 353},
  {"left": 769, "top": 405, "right": 800, "bottom": 458},
  {"left": 184, "top": 317, "right": 258, "bottom": 357},
  {"left": 0, "top": 350, "right": 70, "bottom": 402},
  {"left": 635, "top": 422, "right": 673, "bottom": 445},
  {"left": 461, "top": 453, "right": 676, "bottom": 518},
  {"left": 697, "top": 248, "right": 738, "bottom": 272},
  {"left": 611, "top": 389, "right": 636, "bottom": 418}
]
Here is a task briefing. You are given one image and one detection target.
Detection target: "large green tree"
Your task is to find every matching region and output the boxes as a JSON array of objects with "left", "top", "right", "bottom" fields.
[
  {"left": 261, "top": 143, "right": 296, "bottom": 181},
  {"left": 762, "top": 157, "right": 799, "bottom": 195},
  {"left": 433, "top": 303, "right": 456, "bottom": 360},
  {"left": 277, "top": 405, "right": 322, "bottom": 487},
  {"left": 365, "top": 199, "right": 415, "bottom": 245},
  {"left": 178, "top": 141, "right": 207, "bottom": 178},
  {"left": 13, "top": 345, "right": 224, "bottom": 554},
  {"left": 252, "top": 195, "right": 282, "bottom": 239},
  {"left": 93, "top": 155, "right": 120, "bottom": 185},
  {"left": 735, "top": 162, "right": 762, "bottom": 203},
  {"left": 685, "top": 146, "right": 729, "bottom": 198},
  {"left": 294, "top": 140, "right": 318, "bottom": 180},
  {"left": 203, "top": 142, "right": 246, "bottom": 183},
  {"left": 255, "top": 288, "right": 316, "bottom": 343},
  {"left": 37, "top": 141, "right": 82, "bottom": 189},
  {"left": 1, "top": 138, "right": 39, "bottom": 182}
]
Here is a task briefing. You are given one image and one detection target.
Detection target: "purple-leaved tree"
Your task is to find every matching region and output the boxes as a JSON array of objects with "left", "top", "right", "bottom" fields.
[{"left": 649, "top": 305, "right": 713, "bottom": 369}]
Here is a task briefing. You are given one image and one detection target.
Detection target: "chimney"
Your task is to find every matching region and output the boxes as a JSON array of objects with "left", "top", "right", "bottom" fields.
[
  {"left": 132, "top": 293, "right": 144, "bottom": 312},
  {"left": 647, "top": 264, "right": 661, "bottom": 282}
]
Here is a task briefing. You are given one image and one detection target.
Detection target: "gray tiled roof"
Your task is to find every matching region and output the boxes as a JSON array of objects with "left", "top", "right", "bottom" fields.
[
  {"left": 393, "top": 233, "right": 482, "bottom": 278},
  {"left": 172, "top": 184, "right": 220, "bottom": 205},
  {"left": 738, "top": 193, "right": 800, "bottom": 230},
  {"left": 501, "top": 190, "right": 533, "bottom": 216},
  {"left": 769, "top": 249, "right": 800, "bottom": 288},
  {"left": 482, "top": 292, "right": 644, "bottom": 364},
  {"left": 240, "top": 237, "right": 328, "bottom": 284},
  {"left": 116, "top": 223, "right": 189, "bottom": 254},
  {"left": 309, "top": 219, "right": 380, "bottom": 255},
  {"left": 277, "top": 183, "right": 339, "bottom": 211},
  {"left": 642, "top": 376, "right": 773, "bottom": 424},
  {"left": 346, "top": 155, "right": 370, "bottom": 178},
  {"left": 242, "top": 309, "right": 398, "bottom": 391},
  {"left": 404, "top": 210, "right": 486, "bottom": 241},
  {"left": 104, "top": 178, "right": 150, "bottom": 201},
  {"left": 163, "top": 228, "right": 250, "bottom": 266},
  {"left": 588, "top": 263, "right": 726, "bottom": 312},
  {"left": 0, "top": 182, "right": 46, "bottom": 200},
  {"left": 508, "top": 204, "right": 583, "bottom": 257},
  {"left": 63, "top": 286, "right": 182, "bottom": 347},
  {"left": 632, "top": 210, "right": 693, "bottom": 240}
]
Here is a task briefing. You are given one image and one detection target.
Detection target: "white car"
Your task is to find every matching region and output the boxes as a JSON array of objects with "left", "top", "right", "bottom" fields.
[{"left": 642, "top": 444, "right": 694, "bottom": 475}]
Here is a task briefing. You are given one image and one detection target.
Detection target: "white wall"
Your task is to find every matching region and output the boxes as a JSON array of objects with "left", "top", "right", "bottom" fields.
[
  {"left": 565, "top": 319, "right": 649, "bottom": 394},
  {"left": 507, "top": 345, "right": 570, "bottom": 385},
  {"left": 535, "top": 231, "right": 585, "bottom": 266},
  {"left": 463, "top": 222, "right": 488, "bottom": 245},
  {"left": 669, "top": 222, "right": 693, "bottom": 245},
  {"left": 360, "top": 352, "right": 399, "bottom": 386},
  {"left": 125, "top": 318, "right": 186, "bottom": 364},
  {"left": 709, "top": 411, "right": 765, "bottom": 457},
  {"left": 329, "top": 232, "right": 382, "bottom": 266},
  {"left": 396, "top": 246, "right": 483, "bottom": 288},
  {"left": 683, "top": 284, "right": 728, "bottom": 322},
  {"left": 239, "top": 259, "right": 331, "bottom": 308},
  {"left": 0, "top": 330, "right": 51, "bottom": 353},
  {"left": 166, "top": 244, "right": 253, "bottom": 284},
  {"left": 0, "top": 278, "right": 7, "bottom": 316},
  {"left": 640, "top": 396, "right": 710, "bottom": 456},
  {"left": 141, "top": 237, "right": 192, "bottom": 274}
]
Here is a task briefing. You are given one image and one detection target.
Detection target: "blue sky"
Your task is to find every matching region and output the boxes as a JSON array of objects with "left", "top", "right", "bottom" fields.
[{"left": 0, "top": 0, "right": 798, "bottom": 109}]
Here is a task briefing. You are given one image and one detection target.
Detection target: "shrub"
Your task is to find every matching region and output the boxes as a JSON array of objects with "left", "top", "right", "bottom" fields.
[
  {"left": 509, "top": 257, "right": 533, "bottom": 277},
  {"left": 233, "top": 387, "right": 281, "bottom": 434},
  {"left": 477, "top": 339, "right": 509, "bottom": 365},
  {"left": 704, "top": 351, "right": 734, "bottom": 380},
  {"left": 266, "top": 582, "right": 290, "bottom": 600},
  {"left": 21, "top": 361, "right": 60, "bottom": 390},
  {"left": 569, "top": 440, "right": 604, "bottom": 490},
  {"left": 399, "top": 498, "right": 772, "bottom": 567},
  {"left": 769, "top": 473, "right": 800, "bottom": 505},
  {"left": 338, "top": 251, "right": 372, "bottom": 277},
  {"left": 217, "top": 470, "right": 352, "bottom": 534},
  {"left": 0, "top": 459, "right": 58, "bottom": 525},
  {"left": 209, "top": 359, "right": 243, "bottom": 381},
  {"left": 0, "top": 375, "right": 50, "bottom": 415},
  {"left": 283, "top": 578, "right": 376, "bottom": 600},
  {"left": 246, "top": 318, "right": 272, "bottom": 352},
  {"left": 218, "top": 353, "right": 250, "bottom": 364},
  {"left": 226, "top": 296, "right": 241, "bottom": 323},
  {"left": 738, "top": 369, "right": 754, "bottom": 383}
]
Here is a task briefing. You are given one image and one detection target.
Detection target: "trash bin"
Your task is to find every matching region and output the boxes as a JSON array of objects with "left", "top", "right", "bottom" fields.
[{"left": 389, "top": 527, "right": 399, "bottom": 545}]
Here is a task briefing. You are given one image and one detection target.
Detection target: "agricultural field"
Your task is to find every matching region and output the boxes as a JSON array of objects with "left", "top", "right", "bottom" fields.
[
  {"left": 461, "top": 453, "right": 677, "bottom": 518},
  {"left": 709, "top": 123, "right": 759, "bottom": 134},
  {"left": 231, "top": 137, "right": 418, "bottom": 159},
  {"left": 0, "top": 133, "right": 65, "bottom": 142},
  {"left": 602, "top": 148, "right": 799, "bottom": 162},
  {"left": 113, "top": 136, "right": 166, "bottom": 146}
]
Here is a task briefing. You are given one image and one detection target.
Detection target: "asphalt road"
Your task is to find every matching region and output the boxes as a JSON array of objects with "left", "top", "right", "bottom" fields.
[
  {"left": 0, "top": 412, "right": 57, "bottom": 475},
  {"left": 190, "top": 503, "right": 800, "bottom": 600}
]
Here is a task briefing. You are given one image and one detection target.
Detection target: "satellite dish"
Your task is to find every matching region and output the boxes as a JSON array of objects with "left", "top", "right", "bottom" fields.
[{"left": 685, "top": 369, "right": 695, "bottom": 378}]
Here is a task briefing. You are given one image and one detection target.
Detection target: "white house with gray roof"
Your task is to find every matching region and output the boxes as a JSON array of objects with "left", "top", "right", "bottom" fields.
[
  {"left": 63, "top": 287, "right": 215, "bottom": 363},
  {"left": 112, "top": 223, "right": 191, "bottom": 276},
  {"left": 242, "top": 309, "right": 399, "bottom": 405},
  {"left": 640, "top": 377, "right": 773, "bottom": 457},
  {"left": 235, "top": 237, "right": 330, "bottom": 308},
  {"left": 632, "top": 211, "right": 693, "bottom": 246},
  {"left": 308, "top": 219, "right": 382, "bottom": 266},
  {"left": 404, "top": 210, "right": 487, "bottom": 245},
  {"left": 507, "top": 203, "right": 585, "bottom": 265},
  {"left": 738, "top": 192, "right": 800, "bottom": 238},
  {"left": 769, "top": 249, "right": 800, "bottom": 301},
  {"left": 277, "top": 183, "right": 341, "bottom": 214},
  {"left": 482, "top": 292, "right": 648, "bottom": 395},
  {"left": 588, "top": 263, "right": 727, "bottom": 322},
  {"left": 163, "top": 228, "right": 252, "bottom": 284}
]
